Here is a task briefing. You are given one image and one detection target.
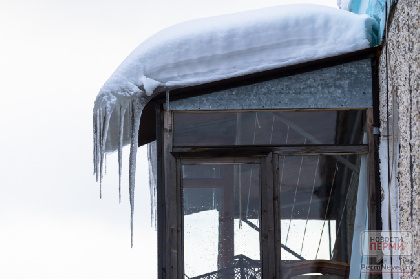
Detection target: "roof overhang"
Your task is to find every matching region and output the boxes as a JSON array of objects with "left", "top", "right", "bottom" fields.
[{"left": 138, "top": 46, "right": 381, "bottom": 146}]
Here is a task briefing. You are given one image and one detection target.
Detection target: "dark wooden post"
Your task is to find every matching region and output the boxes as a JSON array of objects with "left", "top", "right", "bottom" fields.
[{"left": 218, "top": 165, "right": 235, "bottom": 274}]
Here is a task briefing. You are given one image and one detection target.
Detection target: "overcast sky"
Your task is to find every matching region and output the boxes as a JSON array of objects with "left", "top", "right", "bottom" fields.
[{"left": 0, "top": 1, "right": 337, "bottom": 278}]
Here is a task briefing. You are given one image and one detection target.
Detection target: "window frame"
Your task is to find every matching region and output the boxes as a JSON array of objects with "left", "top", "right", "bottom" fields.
[{"left": 158, "top": 106, "right": 379, "bottom": 279}]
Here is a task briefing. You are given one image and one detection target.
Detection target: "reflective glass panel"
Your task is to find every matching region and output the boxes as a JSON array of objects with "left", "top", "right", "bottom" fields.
[
  {"left": 183, "top": 164, "right": 261, "bottom": 279},
  {"left": 173, "top": 110, "right": 365, "bottom": 147},
  {"left": 278, "top": 155, "right": 366, "bottom": 279}
]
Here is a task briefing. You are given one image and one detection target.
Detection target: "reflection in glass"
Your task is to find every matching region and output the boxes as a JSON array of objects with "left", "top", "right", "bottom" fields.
[
  {"left": 279, "top": 155, "right": 365, "bottom": 279},
  {"left": 183, "top": 164, "right": 260, "bottom": 279},
  {"left": 173, "top": 110, "right": 365, "bottom": 147}
]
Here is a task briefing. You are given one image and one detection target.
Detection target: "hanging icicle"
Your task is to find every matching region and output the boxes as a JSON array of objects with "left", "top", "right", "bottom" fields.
[
  {"left": 93, "top": 112, "right": 98, "bottom": 180},
  {"left": 147, "top": 141, "right": 158, "bottom": 229},
  {"left": 96, "top": 104, "right": 115, "bottom": 199},
  {"left": 93, "top": 90, "right": 152, "bottom": 247},
  {"left": 128, "top": 99, "right": 142, "bottom": 247},
  {"left": 118, "top": 104, "right": 128, "bottom": 204}
]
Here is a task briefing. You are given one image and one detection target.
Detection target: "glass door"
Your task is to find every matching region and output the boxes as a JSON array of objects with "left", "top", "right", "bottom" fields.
[
  {"left": 181, "top": 162, "right": 261, "bottom": 279},
  {"left": 276, "top": 154, "right": 367, "bottom": 279}
]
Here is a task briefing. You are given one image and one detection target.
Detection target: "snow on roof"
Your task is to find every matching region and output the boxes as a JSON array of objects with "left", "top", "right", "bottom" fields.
[
  {"left": 97, "top": 4, "right": 374, "bottom": 100},
  {"left": 92, "top": 4, "right": 376, "bottom": 246},
  {"left": 337, "top": 0, "right": 394, "bottom": 44}
]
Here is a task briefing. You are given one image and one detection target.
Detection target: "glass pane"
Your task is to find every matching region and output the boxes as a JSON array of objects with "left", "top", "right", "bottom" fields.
[
  {"left": 278, "top": 155, "right": 365, "bottom": 279},
  {"left": 183, "top": 164, "right": 261, "bottom": 279},
  {"left": 173, "top": 110, "right": 365, "bottom": 147}
]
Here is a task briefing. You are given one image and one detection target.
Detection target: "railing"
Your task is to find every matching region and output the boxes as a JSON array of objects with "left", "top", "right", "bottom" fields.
[{"left": 187, "top": 254, "right": 261, "bottom": 279}]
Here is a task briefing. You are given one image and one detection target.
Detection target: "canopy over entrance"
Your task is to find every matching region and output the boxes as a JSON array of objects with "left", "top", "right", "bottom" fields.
[
  {"left": 94, "top": 4, "right": 375, "bottom": 151},
  {"left": 92, "top": 4, "right": 377, "bottom": 247}
]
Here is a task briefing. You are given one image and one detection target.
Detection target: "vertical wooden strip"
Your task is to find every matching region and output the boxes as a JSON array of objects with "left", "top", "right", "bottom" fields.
[
  {"left": 260, "top": 157, "right": 269, "bottom": 278},
  {"left": 261, "top": 154, "right": 275, "bottom": 278},
  {"left": 176, "top": 159, "right": 183, "bottom": 279},
  {"left": 156, "top": 105, "right": 166, "bottom": 278},
  {"left": 273, "top": 153, "right": 281, "bottom": 278},
  {"left": 219, "top": 165, "right": 235, "bottom": 272},
  {"left": 266, "top": 153, "right": 275, "bottom": 279},
  {"left": 163, "top": 108, "right": 178, "bottom": 279}
]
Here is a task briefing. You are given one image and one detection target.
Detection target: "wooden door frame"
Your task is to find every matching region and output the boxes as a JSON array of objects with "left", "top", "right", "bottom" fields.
[{"left": 158, "top": 106, "right": 379, "bottom": 279}]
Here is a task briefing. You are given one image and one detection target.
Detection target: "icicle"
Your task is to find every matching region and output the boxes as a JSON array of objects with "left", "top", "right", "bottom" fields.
[
  {"left": 148, "top": 142, "right": 158, "bottom": 229},
  {"left": 148, "top": 144, "right": 153, "bottom": 227},
  {"left": 99, "top": 108, "right": 104, "bottom": 196},
  {"left": 95, "top": 111, "right": 100, "bottom": 182},
  {"left": 118, "top": 105, "right": 127, "bottom": 204},
  {"left": 93, "top": 91, "right": 152, "bottom": 246},
  {"left": 99, "top": 105, "right": 115, "bottom": 199},
  {"left": 93, "top": 113, "right": 97, "bottom": 176},
  {"left": 99, "top": 110, "right": 105, "bottom": 197},
  {"left": 128, "top": 98, "right": 142, "bottom": 247}
]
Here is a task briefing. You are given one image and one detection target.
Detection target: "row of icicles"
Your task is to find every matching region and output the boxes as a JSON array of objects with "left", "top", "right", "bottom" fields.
[{"left": 93, "top": 97, "right": 145, "bottom": 247}]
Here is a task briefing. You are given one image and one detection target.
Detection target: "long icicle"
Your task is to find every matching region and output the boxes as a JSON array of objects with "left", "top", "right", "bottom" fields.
[
  {"left": 118, "top": 105, "right": 127, "bottom": 204},
  {"left": 99, "top": 106, "right": 113, "bottom": 199},
  {"left": 95, "top": 111, "right": 101, "bottom": 182},
  {"left": 93, "top": 112, "right": 97, "bottom": 177},
  {"left": 148, "top": 144, "right": 153, "bottom": 227},
  {"left": 99, "top": 108, "right": 104, "bottom": 196},
  {"left": 129, "top": 99, "right": 142, "bottom": 247},
  {"left": 148, "top": 142, "right": 157, "bottom": 228}
]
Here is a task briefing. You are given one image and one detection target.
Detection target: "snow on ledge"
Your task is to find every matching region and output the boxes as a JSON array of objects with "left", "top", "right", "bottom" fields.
[
  {"left": 92, "top": 4, "right": 376, "bottom": 246},
  {"left": 337, "top": 0, "right": 351, "bottom": 10}
]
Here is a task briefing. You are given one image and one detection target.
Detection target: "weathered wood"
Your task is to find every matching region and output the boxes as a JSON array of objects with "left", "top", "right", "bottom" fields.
[
  {"left": 176, "top": 159, "right": 183, "bottom": 279},
  {"left": 260, "top": 157, "right": 269, "bottom": 278},
  {"left": 173, "top": 147, "right": 271, "bottom": 158},
  {"left": 265, "top": 154, "right": 276, "bottom": 278},
  {"left": 180, "top": 157, "right": 260, "bottom": 165},
  {"left": 281, "top": 260, "right": 350, "bottom": 278},
  {"left": 273, "top": 145, "right": 368, "bottom": 155},
  {"left": 219, "top": 165, "right": 235, "bottom": 273},
  {"left": 273, "top": 154, "right": 281, "bottom": 278},
  {"left": 172, "top": 145, "right": 368, "bottom": 158},
  {"left": 163, "top": 109, "right": 178, "bottom": 279},
  {"left": 156, "top": 105, "right": 166, "bottom": 279},
  {"left": 158, "top": 106, "right": 377, "bottom": 278}
]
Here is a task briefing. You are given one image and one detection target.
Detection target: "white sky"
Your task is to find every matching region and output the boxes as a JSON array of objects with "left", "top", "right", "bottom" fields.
[{"left": 0, "top": 1, "right": 337, "bottom": 278}]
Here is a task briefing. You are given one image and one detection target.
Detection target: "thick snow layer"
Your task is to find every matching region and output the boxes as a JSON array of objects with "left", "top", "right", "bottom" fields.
[
  {"left": 92, "top": 4, "right": 376, "bottom": 245},
  {"left": 337, "top": 0, "right": 351, "bottom": 10},
  {"left": 97, "top": 4, "right": 374, "bottom": 103},
  {"left": 337, "top": 0, "right": 396, "bottom": 43}
]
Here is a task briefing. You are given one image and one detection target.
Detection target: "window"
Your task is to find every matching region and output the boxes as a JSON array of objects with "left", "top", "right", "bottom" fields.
[
  {"left": 183, "top": 163, "right": 261, "bottom": 278},
  {"left": 160, "top": 107, "right": 375, "bottom": 278},
  {"left": 157, "top": 56, "right": 378, "bottom": 279}
]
